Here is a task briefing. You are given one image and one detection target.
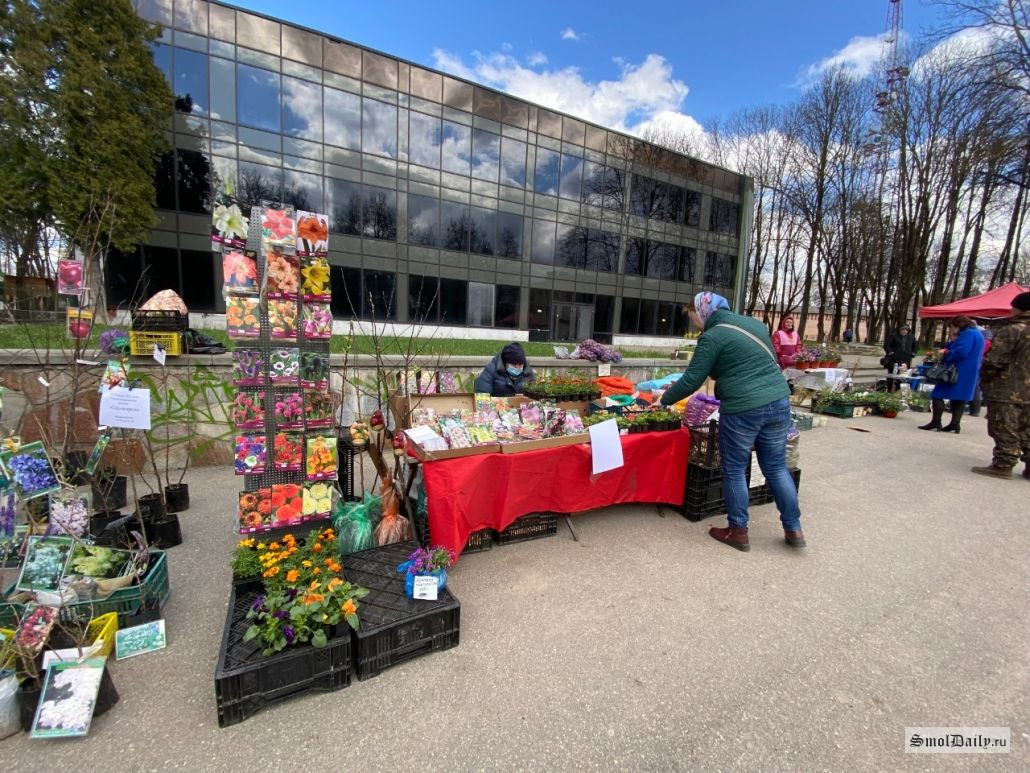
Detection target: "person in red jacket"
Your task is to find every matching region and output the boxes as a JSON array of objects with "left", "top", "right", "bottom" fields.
[{"left": 772, "top": 316, "right": 800, "bottom": 369}]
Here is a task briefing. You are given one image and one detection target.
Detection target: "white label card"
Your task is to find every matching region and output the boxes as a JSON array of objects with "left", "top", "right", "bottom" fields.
[
  {"left": 412, "top": 575, "right": 438, "bottom": 601},
  {"left": 38, "top": 376, "right": 50, "bottom": 387},
  {"left": 152, "top": 344, "right": 166, "bottom": 366},
  {"left": 588, "top": 418, "right": 624, "bottom": 475},
  {"left": 99, "top": 386, "right": 152, "bottom": 430},
  {"left": 597, "top": 363, "right": 611, "bottom": 377}
]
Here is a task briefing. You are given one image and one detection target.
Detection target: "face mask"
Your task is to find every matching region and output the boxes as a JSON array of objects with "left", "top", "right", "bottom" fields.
[{"left": 505, "top": 365, "right": 523, "bottom": 377}]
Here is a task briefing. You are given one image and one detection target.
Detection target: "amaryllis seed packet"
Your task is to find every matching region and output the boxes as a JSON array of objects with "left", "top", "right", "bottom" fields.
[
  {"left": 296, "top": 211, "right": 329, "bottom": 257},
  {"left": 261, "top": 206, "right": 296, "bottom": 250},
  {"left": 222, "top": 249, "right": 259, "bottom": 294},
  {"left": 268, "top": 299, "right": 298, "bottom": 340},
  {"left": 265, "top": 250, "right": 300, "bottom": 299},
  {"left": 232, "top": 391, "right": 266, "bottom": 430},
  {"left": 226, "top": 296, "right": 260, "bottom": 339},
  {"left": 212, "top": 193, "right": 251, "bottom": 248}
]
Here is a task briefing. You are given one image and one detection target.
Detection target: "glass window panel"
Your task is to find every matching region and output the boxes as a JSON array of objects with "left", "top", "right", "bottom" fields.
[
  {"left": 152, "top": 43, "right": 172, "bottom": 85},
  {"left": 210, "top": 57, "right": 235, "bottom": 123},
  {"left": 409, "top": 111, "right": 442, "bottom": 169},
  {"left": 528, "top": 288, "right": 551, "bottom": 330},
  {"left": 679, "top": 246, "right": 697, "bottom": 283},
  {"left": 631, "top": 174, "right": 665, "bottom": 220},
  {"left": 495, "top": 284, "right": 519, "bottom": 329},
  {"left": 238, "top": 160, "right": 282, "bottom": 206},
  {"left": 585, "top": 229, "right": 618, "bottom": 273},
  {"left": 237, "top": 64, "right": 281, "bottom": 132},
  {"left": 471, "top": 129, "right": 500, "bottom": 183},
  {"left": 143, "top": 246, "right": 181, "bottom": 299},
  {"left": 530, "top": 219, "right": 555, "bottom": 265},
  {"left": 652, "top": 180, "right": 669, "bottom": 221},
  {"left": 363, "top": 270, "right": 396, "bottom": 320},
  {"left": 558, "top": 153, "right": 583, "bottom": 201},
  {"left": 704, "top": 251, "right": 719, "bottom": 285},
  {"left": 408, "top": 275, "right": 439, "bottom": 323},
  {"left": 154, "top": 151, "right": 176, "bottom": 209},
  {"left": 581, "top": 160, "right": 605, "bottom": 206},
  {"left": 468, "top": 282, "right": 493, "bottom": 326},
  {"left": 441, "top": 121, "right": 471, "bottom": 176},
  {"left": 656, "top": 302, "right": 676, "bottom": 337},
  {"left": 500, "top": 137, "right": 526, "bottom": 188},
  {"left": 673, "top": 305, "right": 689, "bottom": 337},
  {"left": 639, "top": 299, "right": 659, "bottom": 336},
  {"left": 174, "top": 47, "right": 208, "bottom": 116},
  {"left": 440, "top": 200, "right": 470, "bottom": 251},
  {"left": 533, "top": 148, "right": 559, "bottom": 195},
  {"left": 330, "top": 266, "right": 362, "bottom": 317},
  {"left": 667, "top": 185, "right": 685, "bottom": 224},
  {"left": 105, "top": 246, "right": 141, "bottom": 310},
  {"left": 362, "top": 185, "right": 397, "bottom": 240},
  {"left": 684, "top": 190, "right": 702, "bottom": 227},
  {"left": 496, "top": 211, "right": 523, "bottom": 259},
  {"left": 211, "top": 155, "right": 237, "bottom": 195},
  {"left": 440, "top": 278, "right": 468, "bottom": 325},
  {"left": 555, "top": 224, "right": 585, "bottom": 268},
  {"left": 594, "top": 294, "right": 614, "bottom": 334},
  {"left": 643, "top": 240, "right": 673, "bottom": 279},
  {"left": 330, "top": 178, "right": 362, "bottom": 236},
  {"left": 283, "top": 169, "right": 323, "bottom": 211},
  {"left": 709, "top": 198, "right": 739, "bottom": 234},
  {"left": 282, "top": 76, "right": 322, "bottom": 142},
  {"left": 619, "top": 297, "right": 640, "bottom": 334},
  {"left": 362, "top": 98, "right": 398, "bottom": 159},
  {"left": 180, "top": 249, "right": 216, "bottom": 311},
  {"left": 718, "top": 253, "right": 735, "bottom": 287},
  {"left": 654, "top": 242, "right": 679, "bottom": 280},
  {"left": 602, "top": 166, "right": 625, "bottom": 211},
  {"left": 324, "top": 87, "right": 361, "bottom": 150},
  {"left": 176, "top": 149, "right": 211, "bottom": 214},
  {"left": 624, "top": 237, "right": 647, "bottom": 276},
  {"left": 469, "top": 206, "right": 496, "bottom": 256},
  {"left": 407, "top": 194, "right": 439, "bottom": 247}
]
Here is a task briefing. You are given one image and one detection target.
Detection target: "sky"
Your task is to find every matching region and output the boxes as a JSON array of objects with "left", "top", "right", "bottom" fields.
[{"left": 228, "top": 0, "right": 952, "bottom": 140}]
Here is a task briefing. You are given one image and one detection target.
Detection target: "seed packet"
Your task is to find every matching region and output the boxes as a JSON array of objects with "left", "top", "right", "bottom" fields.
[
  {"left": 46, "top": 492, "right": 91, "bottom": 538},
  {"left": 301, "top": 302, "right": 332, "bottom": 339},
  {"left": 67, "top": 308, "right": 93, "bottom": 340},
  {"left": 232, "top": 391, "right": 266, "bottom": 430},
  {"left": 438, "top": 371, "right": 457, "bottom": 394},
  {"left": 265, "top": 250, "right": 299, "bottom": 299},
  {"left": 232, "top": 349, "right": 265, "bottom": 386},
  {"left": 99, "top": 360, "right": 129, "bottom": 392},
  {"left": 564, "top": 409, "right": 585, "bottom": 434},
  {"left": 305, "top": 436, "right": 338, "bottom": 481},
  {"left": 303, "top": 391, "right": 334, "bottom": 428},
  {"left": 268, "top": 299, "right": 297, "bottom": 339},
  {"left": 299, "top": 351, "right": 329, "bottom": 390},
  {"left": 238, "top": 487, "right": 272, "bottom": 532},
  {"left": 296, "top": 211, "right": 329, "bottom": 257},
  {"left": 57, "top": 260, "right": 85, "bottom": 295},
  {"left": 234, "top": 434, "right": 267, "bottom": 475},
  {"left": 270, "top": 483, "right": 304, "bottom": 526},
  {"left": 467, "top": 423, "right": 497, "bottom": 446},
  {"left": 439, "top": 418, "right": 472, "bottom": 449},
  {"left": 226, "top": 295, "right": 261, "bottom": 338},
  {"left": 16, "top": 536, "right": 74, "bottom": 592},
  {"left": 222, "top": 249, "right": 259, "bottom": 294},
  {"left": 300, "top": 256, "right": 331, "bottom": 301},
  {"left": 267, "top": 348, "right": 300, "bottom": 384},
  {"left": 0, "top": 441, "right": 61, "bottom": 501},
  {"left": 261, "top": 206, "right": 296, "bottom": 250},
  {"left": 14, "top": 603, "right": 59, "bottom": 655},
  {"left": 273, "top": 391, "right": 304, "bottom": 430},
  {"left": 212, "top": 192, "right": 251, "bottom": 248},
  {"left": 475, "top": 393, "right": 494, "bottom": 412},
  {"left": 519, "top": 402, "right": 543, "bottom": 429},
  {"left": 272, "top": 432, "right": 303, "bottom": 471},
  {"left": 303, "top": 481, "right": 333, "bottom": 519}
]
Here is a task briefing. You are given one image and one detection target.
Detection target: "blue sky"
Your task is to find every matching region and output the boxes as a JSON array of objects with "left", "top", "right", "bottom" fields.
[{"left": 229, "top": 1, "right": 949, "bottom": 136}]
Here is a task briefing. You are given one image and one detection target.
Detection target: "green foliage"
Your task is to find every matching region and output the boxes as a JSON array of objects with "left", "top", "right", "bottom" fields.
[{"left": 877, "top": 393, "right": 904, "bottom": 413}]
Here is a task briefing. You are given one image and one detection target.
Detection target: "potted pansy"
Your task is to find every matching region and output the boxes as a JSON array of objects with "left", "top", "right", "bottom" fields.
[{"left": 397, "top": 545, "right": 454, "bottom": 598}]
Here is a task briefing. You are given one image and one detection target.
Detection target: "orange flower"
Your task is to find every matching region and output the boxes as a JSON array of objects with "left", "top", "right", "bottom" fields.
[
  {"left": 269, "top": 542, "right": 280, "bottom": 550},
  {"left": 342, "top": 599, "right": 357, "bottom": 616},
  {"left": 312, "top": 567, "right": 321, "bottom": 575},
  {"left": 286, "top": 569, "right": 299, "bottom": 583},
  {"left": 309, "top": 580, "right": 319, "bottom": 590},
  {"left": 302, "top": 593, "right": 325, "bottom": 604},
  {"left": 262, "top": 566, "right": 280, "bottom": 578},
  {"left": 327, "top": 577, "right": 343, "bottom": 591},
  {"left": 312, "top": 543, "right": 323, "bottom": 553},
  {"left": 297, "top": 215, "right": 328, "bottom": 242}
]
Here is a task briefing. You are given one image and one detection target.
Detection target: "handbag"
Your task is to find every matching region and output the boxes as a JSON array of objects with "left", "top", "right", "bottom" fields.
[{"left": 924, "top": 362, "right": 958, "bottom": 385}]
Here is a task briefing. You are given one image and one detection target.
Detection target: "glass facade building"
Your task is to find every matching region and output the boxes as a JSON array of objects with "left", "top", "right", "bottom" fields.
[{"left": 118, "top": 0, "right": 752, "bottom": 343}]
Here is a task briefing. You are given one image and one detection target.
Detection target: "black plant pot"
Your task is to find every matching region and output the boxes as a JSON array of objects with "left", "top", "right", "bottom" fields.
[
  {"left": 144, "top": 512, "right": 182, "bottom": 549},
  {"left": 92, "top": 475, "right": 127, "bottom": 511},
  {"left": 137, "top": 493, "right": 166, "bottom": 523},
  {"left": 94, "top": 668, "right": 120, "bottom": 718},
  {"left": 164, "top": 483, "right": 190, "bottom": 513},
  {"left": 123, "top": 605, "right": 162, "bottom": 628},
  {"left": 91, "top": 511, "right": 133, "bottom": 549},
  {"left": 63, "top": 450, "right": 91, "bottom": 485},
  {"left": 18, "top": 679, "right": 42, "bottom": 732}
]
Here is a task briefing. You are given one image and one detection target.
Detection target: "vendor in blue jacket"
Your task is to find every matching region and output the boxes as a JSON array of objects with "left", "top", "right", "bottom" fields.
[
  {"left": 659, "top": 292, "right": 804, "bottom": 553},
  {"left": 474, "top": 342, "right": 535, "bottom": 397}
]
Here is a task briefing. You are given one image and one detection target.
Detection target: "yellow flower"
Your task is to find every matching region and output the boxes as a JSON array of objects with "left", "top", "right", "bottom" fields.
[
  {"left": 257, "top": 542, "right": 266, "bottom": 550},
  {"left": 301, "top": 260, "right": 329, "bottom": 290},
  {"left": 302, "top": 560, "right": 312, "bottom": 568}
]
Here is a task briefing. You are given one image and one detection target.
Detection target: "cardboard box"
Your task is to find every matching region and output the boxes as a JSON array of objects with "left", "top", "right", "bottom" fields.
[
  {"left": 499, "top": 433, "right": 590, "bottom": 454},
  {"left": 390, "top": 392, "right": 476, "bottom": 430},
  {"left": 410, "top": 442, "right": 502, "bottom": 462}
]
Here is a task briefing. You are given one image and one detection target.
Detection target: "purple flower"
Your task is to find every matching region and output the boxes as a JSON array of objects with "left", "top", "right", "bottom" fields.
[
  {"left": 287, "top": 588, "right": 298, "bottom": 599},
  {"left": 273, "top": 610, "right": 288, "bottom": 619},
  {"left": 251, "top": 595, "right": 265, "bottom": 612},
  {"left": 283, "top": 625, "right": 295, "bottom": 643}
]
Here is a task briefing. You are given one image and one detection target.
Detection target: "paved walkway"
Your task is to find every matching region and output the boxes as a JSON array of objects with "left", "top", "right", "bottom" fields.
[{"left": 5, "top": 410, "right": 1027, "bottom": 771}]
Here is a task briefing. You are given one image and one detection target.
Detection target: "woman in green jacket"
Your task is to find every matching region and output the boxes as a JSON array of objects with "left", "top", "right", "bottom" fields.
[{"left": 660, "top": 292, "right": 805, "bottom": 552}]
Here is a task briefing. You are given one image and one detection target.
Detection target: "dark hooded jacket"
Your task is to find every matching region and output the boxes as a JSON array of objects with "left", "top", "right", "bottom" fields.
[{"left": 474, "top": 347, "right": 535, "bottom": 396}]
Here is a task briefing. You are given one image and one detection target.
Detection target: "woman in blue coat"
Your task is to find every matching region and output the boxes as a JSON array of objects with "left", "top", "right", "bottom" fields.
[{"left": 918, "top": 316, "right": 985, "bottom": 434}]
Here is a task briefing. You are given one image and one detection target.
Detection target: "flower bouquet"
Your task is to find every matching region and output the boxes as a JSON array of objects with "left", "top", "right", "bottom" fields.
[
  {"left": 232, "top": 349, "right": 265, "bottom": 386},
  {"left": 238, "top": 488, "right": 272, "bottom": 532},
  {"left": 273, "top": 432, "right": 303, "bottom": 471},
  {"left": 271, "top": 483, "right": 304, "bottom": 525},
  {"left": 273, "top": 391, "right": 304, "bottom": 430},
  {"left": 302, "top": 302, "right": 332, "bottom": 339},
  {"left": 1, "top": 441, "right": 60, "bottom": 500},
  {"left": 305, "top": 436, "right": 338, "bottom": 481},
  {"left": 303, "top": 391, "right": 334, "bottom": 428},
  {"left": 296, "top": 211, "right": 329, "bottom": 257},
  {"left": 268, "top": 348, "right": 300, "bottom": 384},
  {"left": 300, "top": 256, "right": 331, "bottom": 301},
  {"left": 396, "top": 545, "right": 454, "bottom": 598},
  {"left": 303, "top": 482, "right": 333, "bottom": 519},
  {"left": 265, "top": 250, "right": 299, "bottom": 299},
  {"left": 57, "top": 259, "right": 84, "bottom": 294},
  {"left": 46, "top": 493, "right": 91, "bottom": 537},
  {"left": 261, "top": 206, "right": 296, "bottom": 249},
  {"left": 232, "top": 391, "right": 266, "bottom": 430},
  {"left": 299, "top": 351, "right": 329, "bottom": 389},
  {"left": 212, "top": 194, "right": 251, "bottom": 248},
  {"left": 268, "top": 299, "right": 298, "bottom": 339},
  {"left": 16, "top": 536, "right": 73, "bottom": 592},
  {"left": 234, "top": 435, "right": 267, "bottom": 475},
  {"left": 226, "top": 296, "right": 261, "bottom": 338},
  {"left": 222, "top": 249, "right": 259, "bottom": 293}
]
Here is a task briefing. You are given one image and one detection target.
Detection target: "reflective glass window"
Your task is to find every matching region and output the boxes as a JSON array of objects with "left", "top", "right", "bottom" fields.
[
  {"left": 362, "top": 99, "right": 397, "bottom": 159},
  {"left": 324, "top": 88, "right": 361, "bottom": 150},
  {"left": 210, "top": 57, "right": 235, "bottom": 123},
  {"left": 581, "top": 160, "right": 605, "bottom": 206},
  {"left": 624, "top": 237, "right": 657, "bottom": 276},
  {"left": 471, "top": 129, "right": 500, "bottom": 183},
  {"left": 500, "top": 137, "right": 526, "bottom": 188},
  {"left": 533, "top": 148, "right": 559, "bottom": 196},
  {"left": 154, "top": 151, "right": 176, "bottom": 209},
  {"left": 496, "top": 211, "right": 523, "bottom": 259},
  {"left": 180, "top": 250, "right": 216, "bottom": 311},
  {"left": 585, "top": 229, "right": 618, "bottom": 273},
  {"left": 703, "top": 251, "right": 734, "bottom": 286},
  {"left": 495, "top": 284, "right": 520, "bottom": 329},
  {"left": 639, "top": 299, "right": 659, "bottom": 336},
  {"left": 709, "top": 198, "right": 739, "bottom": 234},
  {"left": 362, "top": 185, "right": 397, "bottom": 240},
  {"left": 283, "top": 76, "right": 322, "bottom": 142},
  {"left": 594, "top": 294, "right": 614, "bottom": 334},
  {"left": 409, "top": 111, "right": 442, "bottom": 169},
  {"left": 656, "top": 302, "right": 676, "bottom": 337},
  {"left": 678, "top": 247, "right": 697, "bottom": 283},
  {"left": 652, "top": 181, "right": 669, "bottom": 220},
  {"left": 441, "top": 200, "right": 470, "bottom": 251},
  {"left": 143, "top": 246, "right": 181, "bottom": 300},
  {"left": 283, "top": 169, "right": 323, "bottom": 211},
  {"left": 407, "top": 194, "right": 439, "bottom": 247},
  {"left": 530, "top": 219, "right": 556, "bottom": 264},
  {"left": 602, "top": 166, "right": 625, "bottom": 211},
  {"left": 528, "top": 288, "right": 551, "bottom": 331},
  {"left": 631, "top": 174, "right": 666, "bottom": 220},
  {"left": 666, "top": 185, "right": 685, "bottom": 224},
  {"left": 558, "top": 154, "right": 583, "bottom": 200},
  {"left": 409, "top": 275, "right": 439, "bottom": 322},
  {"left": 177, "top": 150, "right": 211, "bottom": 214},
  {"left": 106, "top": 246, "right": 141, "bottom": 310},
  {"left": 555, "top": 224, "right": 585, "bottom": 268},
  {"left": 330, "top": 266, "right": 362, "bottom": 317},
  {"left": 440, "top": 278, "right": 468, "bottom": 325},
  {"left": 647, "top": 242, "right": 678, "bottom": 280},
  {"left": 469, "top": 206, "right": 496, "bottom": 256},
  {"left": 152, "top": 43, "right": 172, "bottom": 84},
  {"left": 684, "top": 190, "right": 701, "bottom": 227},
  {"left": 363, "top": 270, "right": 396, "bottom": 319},
  {"left": 620, "top": 297, "right": 640, "bottom": 334},
  {"left": 468, "top": 282, "right": 494, "bottom": 326},
  {"left": 237, "top": 64, "right": 281, "bottom": 132},
  {"left": 238, "top": 160, "right": 282, "bottom": 206},
  {"left": 441, "top": 121, "right": 471, "bottom": 176},
  {"left": 174, "top": 47, "right": 208, "bottom": 115},
  {"left": 330, "top": 178, "right": 362, "bottom": 236}
]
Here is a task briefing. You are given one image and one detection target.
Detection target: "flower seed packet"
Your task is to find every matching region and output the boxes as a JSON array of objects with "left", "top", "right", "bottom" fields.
[
  {"left": 222, "top": 249, "right": 259, "bottom": 294},
  {"left": 46, "top": 492, "right": 91, "bottom": 538},
  {"left": 67, "top": 308, "right": 93, "bottom": 340},
  {"left": 212, "top": 193, "right": 251, "bottom": 248},
  {"left": 302, "top": 481, "right": 333, "bottom": 520},
  {"left": 232, "top": 391, "right": 266, "bottom": 430},
  {"left": 0, "top": 441, "right": 61, "bottom": 501},
  {"left": 272, "top": 432, "right": 303, "bottom": 471},
  {"left": 268, "top": 299, "right": 297, "bottom": 340},
  {"left": 261, "top": 206, "right": 296, "bottom": 250},
  {"left": 296, "top": 211, "right": 329, "bottom": 257},
  {"left": 273, "top": 391, "right": 304, "bottom": 430},
  {"left": 301, "top": 302, "right": 332, "bottom": 340},
  {"left": 31, "top": 658, "right": 106, "bottom": 739},
  {"left": 57, "top": 260, "right": 85, "bottom": 294},
  {"left": 14, "top": 603, "right": 58, "bottom": 655},
  {"left": 232, "top": 350, "right": 265, "bottom": 386},
  {"left": 99, "top": 360, "right": 129, "bottom": 392},
  {"left": 234, "top": 435, "right": 267, "bottom": 475},
  {"left": 303, "top": 390, "right": 334, "bottom": 429},
  {"left": 299, "top": 351, "right": 329, "bottom": 390},
  {"left": 226, "top": 296, "right": 260, "bottom": 339},
  {"left": 238, "top": 487, "right": 272, "bottom": 532},
  {"left": 265, "top": 250, "right": 299, "bottom": 299},
  {"left": 115, "top": 620, "right": 167, "bottom": 660},
  {"left": 267, "top": 348, "right": 300, "bottom": 384},
  {"left": 83, "top": 432, "right": 112, "bottom": 477},
  {"left": 271, "top": 483, "right": 304, "bottom": 526},
  {"left": 16, "top": 536, "right": 74, "bottom": 593},
  {"left": 305, "top": 435, "right": 338, "bottom": 481},
  {"left": 300, "top": 256, "right": 331, "bottom": 301}
]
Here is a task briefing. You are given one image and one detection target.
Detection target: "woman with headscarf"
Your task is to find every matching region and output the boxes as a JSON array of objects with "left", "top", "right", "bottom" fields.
[
  {"left": 918, "top": 316, "right": 986, "bottom": 434},
  {"left": 659, "top": 292, "right": 804, "bottom": 554},
  {"left": 772, "top": 315, "right": 801, "bottom": 369}
]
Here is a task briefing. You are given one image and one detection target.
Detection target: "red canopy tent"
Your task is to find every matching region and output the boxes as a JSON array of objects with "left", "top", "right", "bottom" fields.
[{"left": 918, "top": 281, "right": 1028, "bottom": 319}]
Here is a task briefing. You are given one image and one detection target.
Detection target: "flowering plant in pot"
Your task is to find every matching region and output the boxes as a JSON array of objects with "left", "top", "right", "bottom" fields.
[
  {"left": 397, "top": 545, "right": 454, "bottom": 598},
  {"left": 877, "top": 393, "right": 904, "bottom": 418}
]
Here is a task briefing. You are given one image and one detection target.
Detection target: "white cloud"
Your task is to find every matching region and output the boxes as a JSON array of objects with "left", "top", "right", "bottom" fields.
[
  {"left": 526, "top": 51, "right": 548, "bottom": 67},
  {"left": 561, "top": 27, "right": 580, "bottom": 42},
  {"left": 501, "top": 42, "right": 513, "bottom": 52},
  {"left": 798, "top": 33, "right": 892, "bottom": 85}
]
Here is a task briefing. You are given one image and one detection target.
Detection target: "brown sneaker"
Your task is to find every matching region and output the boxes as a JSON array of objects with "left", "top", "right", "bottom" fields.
[
  {"left": 784, "top": 530, "right": 807, "bottom": 548},
  {"left": 709, "top": 526, "right": 750, "bottom": 552},
  {"left": 971, "top": 465, "right": 1014, "bottom": 479}
]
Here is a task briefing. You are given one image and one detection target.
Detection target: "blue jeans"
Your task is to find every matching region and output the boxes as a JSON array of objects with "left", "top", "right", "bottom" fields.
[{"left": 718, "top": 397, "right": 802, "bottom": 531}]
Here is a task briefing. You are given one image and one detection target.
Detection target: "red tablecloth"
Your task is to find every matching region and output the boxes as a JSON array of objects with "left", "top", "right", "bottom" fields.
[{"left": 423, "top": 429, "right": 690, "bottom": 560}]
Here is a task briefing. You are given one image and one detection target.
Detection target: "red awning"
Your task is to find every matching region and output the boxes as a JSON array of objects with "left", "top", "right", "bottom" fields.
[{"left": 918, "top": 282, "right": 1028, "bottom": 319}]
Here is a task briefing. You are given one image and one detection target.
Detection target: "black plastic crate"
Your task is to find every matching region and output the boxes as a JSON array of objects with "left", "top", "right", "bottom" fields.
[
  {"left": 679, "top": 461, "right": 752, "bottom": 522},
  {"left": 495, "top": 513, "right": 559, "bottom": 544},
  {"left": 341, "top": 542, "right": 460, "bottom": 681},
  {"left": 215, "top": 583, "right": 352, "bottom": 727},
  {"left": 687, "top": 420, "right": 721, "bottom": 469},
  {"left": 748, "top": 468, "right": 802, "bottom": 506},
  {"left": 463, "top": 529, "right": 493, "bottom": 553},
  {"left": 131, "top": 308, "right": 188, "bottom": 332}
]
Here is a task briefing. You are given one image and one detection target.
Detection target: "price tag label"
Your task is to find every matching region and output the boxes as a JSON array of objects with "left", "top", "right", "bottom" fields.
[
  {"left": 412, "top": 575, "right": 438, "bottom": 601},
  {"left": 598, "top": 363, "right": 611, "bottom": 377},
  {"left": 152, "top": 344, "right": 166, "bottom": 366},
  {"left": 38, "top": 376, "right": 50, "bottom": 387}
]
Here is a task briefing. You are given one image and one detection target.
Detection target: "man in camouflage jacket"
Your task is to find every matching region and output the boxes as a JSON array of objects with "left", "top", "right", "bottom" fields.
[{"left": 972, "top": 291, "right": 1030, "bottom": 479}]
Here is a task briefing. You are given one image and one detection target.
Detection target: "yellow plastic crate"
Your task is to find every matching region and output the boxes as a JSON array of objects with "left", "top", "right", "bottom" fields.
[
  {"left": 129, "top": 330, "right": 184, "bottom": 356},
  {"left": 86, "top": 612, "right": 119, "bottom": 659}
]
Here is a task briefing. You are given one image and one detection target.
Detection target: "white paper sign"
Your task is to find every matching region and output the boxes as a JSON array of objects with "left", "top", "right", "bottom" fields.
[
  {"left": 412, "top": 575, "right": 438, "bottom": 601},
  {"left": 75, "top": 359, "right": 102, "bottom": 367},
  {"left": 588, "top": 418, "right": 624, "bottom": 475},
  {"left": 597, "top": 363, "right": 611, "bottom": 377},
  {"left": 152, "top": 344, "right": 166, "bottom": 366},
  {"left": 99, "top": 387, "right": 152, "bottom": 430},
  {"left": 404, "top": 426, "right": 448, "bottom": 452}
]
